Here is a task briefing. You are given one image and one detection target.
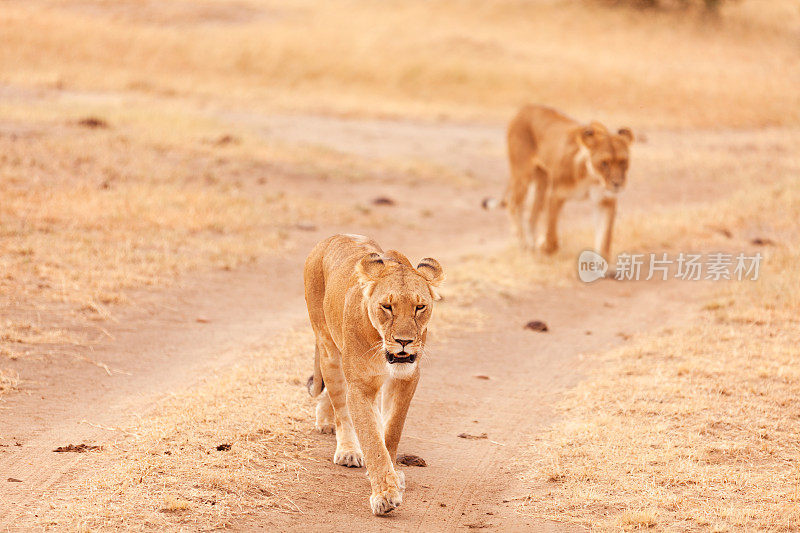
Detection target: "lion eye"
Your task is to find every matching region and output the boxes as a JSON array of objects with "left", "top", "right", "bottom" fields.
[
  {"left": 415, "top": 305, "right": 426, "bottom": 312},
  {"left": 381, "top": 304, "right": 392, "bottom": 312},
  {"left": 601, "top": 161, "right": 610, "bottom": 169}
]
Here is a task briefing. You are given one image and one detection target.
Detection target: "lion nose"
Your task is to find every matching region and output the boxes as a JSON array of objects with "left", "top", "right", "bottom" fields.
[{"left": 394, "top": 338, "right": 412, "bottom": 349}]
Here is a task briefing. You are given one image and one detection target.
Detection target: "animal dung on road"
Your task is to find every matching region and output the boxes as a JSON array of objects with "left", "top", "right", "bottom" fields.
[
  {"left": 524, "top": 320, "right": 549, "bottom": 332},
  {"left": 397, "top": 454, "right": 427, "bottom": 467},
  {"left": 458, "top": 432, "right": 488, "bottom": 440},
  {"left": 53, "top": 443, "right": 103, "bottom": 453}
]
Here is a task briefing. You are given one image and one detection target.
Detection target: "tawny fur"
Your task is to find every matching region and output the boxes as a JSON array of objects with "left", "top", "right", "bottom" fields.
[
  {"left": 500, "top": 104, "right": 633, "bottom": 259},
  {"left": 303, "top": 234, "right": 443, "bottom": 516}
]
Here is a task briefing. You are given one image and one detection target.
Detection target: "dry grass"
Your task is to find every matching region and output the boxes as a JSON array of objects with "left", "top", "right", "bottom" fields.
[
  {"left": 522, "top": 141, "right": 800, "bottom": 530},
  {"left": 0, "top": 369, "right": 20, "bottom": 393},
  {"left": 2, "top": 0, "right": 798, "bottom": 127},
  {"left": 616, "top": 129, "right": 800, "bottom": 253},
  {"left": 40, "top": 329, "right": 318, "bottom": 531},
  {"left": 0, "top": 119, "right": 353, "bottom": 308}
]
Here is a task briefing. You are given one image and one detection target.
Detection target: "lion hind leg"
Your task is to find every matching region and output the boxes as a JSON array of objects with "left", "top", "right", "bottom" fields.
[
  {"left": 526, "top": 166, "right": 548, "bottom": 249},
  {"left": 315, "top": 390, "right": 335, "bottom": 434},
  {"left": 506, "top": 171, "right": 532, "bottom": 249}
]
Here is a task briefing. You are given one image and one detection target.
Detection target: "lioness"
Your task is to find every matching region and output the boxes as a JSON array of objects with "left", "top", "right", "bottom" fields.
[
  {"left": 304, "top": 234, "right": 444, "bottom": 515},
  {"left": 486, "top": 104, "right": 633, "bottom": 259}
]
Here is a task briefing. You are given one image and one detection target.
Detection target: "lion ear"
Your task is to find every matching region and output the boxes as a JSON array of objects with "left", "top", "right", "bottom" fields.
[
  {"left": 417, "top": 258, "right": 445, "bottom": 300},
  {"left": 580, "top": 125, "right": 597, "bottom": 148},
  {"left": 617, "top": 127, "right": 634, "bottom": 144},
  {"left": 356, "top": 253, "right": 385, "bottom": 297}
]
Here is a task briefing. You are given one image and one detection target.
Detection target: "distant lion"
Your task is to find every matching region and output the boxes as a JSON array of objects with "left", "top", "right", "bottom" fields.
[
  {"left": 304, "top": 234, "right": 444, "bottom": 515},
  {"left": 484, "top": 104, "right": 633, "bottom": 259}
]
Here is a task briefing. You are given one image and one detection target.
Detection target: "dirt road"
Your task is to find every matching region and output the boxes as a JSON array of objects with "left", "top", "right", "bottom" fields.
[{"left": 0, "top": 106, "right": 701, "bottom": 531}]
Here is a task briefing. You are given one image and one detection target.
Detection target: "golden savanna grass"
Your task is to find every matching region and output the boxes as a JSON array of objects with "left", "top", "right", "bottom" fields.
[{"left": 2, "top": 0, "right": 799, "bottom": 127}]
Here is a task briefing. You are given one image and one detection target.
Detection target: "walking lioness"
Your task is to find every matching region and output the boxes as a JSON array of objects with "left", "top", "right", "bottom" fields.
[
  {"left": 488, "top": 104, "right": 633, "bottom": 259},
  {"left": 304, "top": 234, "right": 444, "bottom": 515}
]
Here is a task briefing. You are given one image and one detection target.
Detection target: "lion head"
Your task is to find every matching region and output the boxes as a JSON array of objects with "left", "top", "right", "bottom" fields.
[
  {"left": 578, "top": 122, "right": 634, "bottom": 193},
  {"left": 356, "top": 251, "right": 444, "bottom": 379}
]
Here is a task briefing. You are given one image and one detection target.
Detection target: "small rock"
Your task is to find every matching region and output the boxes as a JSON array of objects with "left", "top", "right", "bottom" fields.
[
  {"left": 751, "top": 237, "right": 775, "bottom": 246},
  {"left": 196, "top": 317, "right": 210, "bottom": 324},
  {"left": 216, "top": 444, "right": 232, "bottom": 451},
  {"left": 7, "top": 478, "right": 22, "bottom": 483},
  {"left": 294, "top": 222, "right": 317, "bottom": 232},
  {"left": 397, "top": 454, "right": 427, "bottom": 467},
  {"left": 214, "top": 134, "right": 239, "bottom": 146},
  {"left": 371, "top": 196, "right": 396, "bottom": 206},
  {"left": 524, "top": 320, "right": 548, "bottom": 332},
  {"left": 474, "top": 375, "right": 490, "bottom": 380},
  {"left": 76, "top": 117, "right": 109, "bottom": 129}
]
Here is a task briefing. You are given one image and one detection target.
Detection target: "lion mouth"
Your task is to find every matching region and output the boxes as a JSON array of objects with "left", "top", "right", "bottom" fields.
[{"left": 386, "top": 351, "right": 416, "bottom": 364}]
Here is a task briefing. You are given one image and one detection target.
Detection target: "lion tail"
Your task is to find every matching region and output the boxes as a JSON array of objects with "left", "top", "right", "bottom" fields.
[{"left": 307, "top": 343, "right": 325, "bottom": 397}]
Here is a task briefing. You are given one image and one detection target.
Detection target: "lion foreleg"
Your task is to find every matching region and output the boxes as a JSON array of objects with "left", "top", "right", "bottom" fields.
[
  {"left": 347, "top": 380, "right": 403, "bottom": 515},
  {"left": 381, "top": 374, "right": 419, "bottom": 491},
  {"left": 526, "top": 169, "right": 548, "bottom": 249},
  {"left": 381, "top": 374, "right": 419, "bottom": 466},
  {"left": 594, "top": 196, "right": 617, "bottom": 260},
  {"left": 539, "top": 194, "right": 565, "bottom": 254}
]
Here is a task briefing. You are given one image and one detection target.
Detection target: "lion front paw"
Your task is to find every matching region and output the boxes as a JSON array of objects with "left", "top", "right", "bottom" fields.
[
  {"left": 333, "top": 446, "right": 364, "bottom": 468},
  {"left": 315, "top": 422, "right": 335, "bottom": 434},
  {"left": 396, "top": 469, "right": 406, "bottom": 490},
  {"left": 370, "top": 486, "right": 403, "bottom": 515}
]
